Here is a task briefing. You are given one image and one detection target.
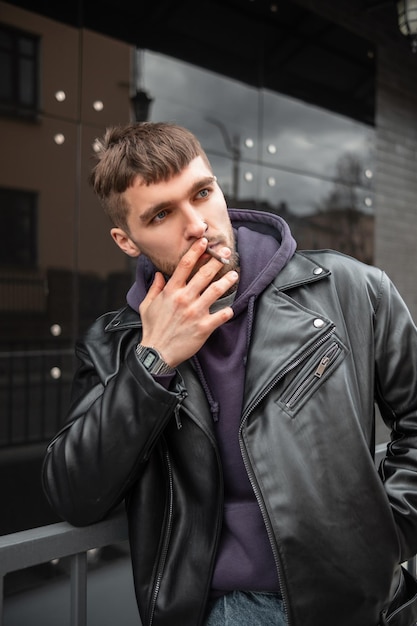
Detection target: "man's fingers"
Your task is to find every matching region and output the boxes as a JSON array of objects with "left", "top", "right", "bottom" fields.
[
  {"left": 169, "top": 238, "right": 209, "bottom": 287},
  {"left": 139, "top": 272, "right": 166, "bottom": 314},
  {"left": 210, "top": 305, "right": 234, "bottom": 325},
  {"left": 168, "top": 237, "right": 233, "bottom": 297},
  {"left": 198, "top": 270, "right": 239, "bottom": 305}
]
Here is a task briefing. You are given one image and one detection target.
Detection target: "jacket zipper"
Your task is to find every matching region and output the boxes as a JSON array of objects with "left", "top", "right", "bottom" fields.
[
  {"left": 174, "top": 389, "right": 188, "bottom": 429},
  {"left": 238, "top": 325, "right": 336, "bottom": 625},
  {"left": 148, "top": 445, "right": 174, "bottom": 626},
  {"left": 150, "top": 400, "right": 225, "bottom": 626},
  {"left": 283, "top": 341, "right": 341, "bottom": 409},
  {"left": 148, "top": 389, "right": 187, "bottom": 623},
  {"left": 238, "top": 433, "right": 292, "bottom": 622},
  {"left": 245, "top": 325, "right": 336, "bottom": 418}
]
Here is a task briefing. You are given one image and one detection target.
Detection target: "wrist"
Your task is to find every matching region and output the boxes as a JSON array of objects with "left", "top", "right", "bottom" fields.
[{"left": 135, "top": 344, "right": 176, "bottom": 376}]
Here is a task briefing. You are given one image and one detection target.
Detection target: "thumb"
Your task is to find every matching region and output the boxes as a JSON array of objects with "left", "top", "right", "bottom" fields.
[{"left": 139, "top": 271, "right": 166, "bottom": 313}]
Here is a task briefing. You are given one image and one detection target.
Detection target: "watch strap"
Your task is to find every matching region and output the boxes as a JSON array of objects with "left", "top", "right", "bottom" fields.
[{"left": 135, "top": 344, "right": 175, "bottom": 375}]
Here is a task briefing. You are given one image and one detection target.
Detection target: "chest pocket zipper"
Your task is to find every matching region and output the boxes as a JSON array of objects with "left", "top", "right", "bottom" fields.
[{"left": 283, "top": 341, "right": 341, "bottom": 410}]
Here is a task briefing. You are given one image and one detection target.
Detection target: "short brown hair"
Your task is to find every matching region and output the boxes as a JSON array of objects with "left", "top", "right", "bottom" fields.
[{"left": 90, "top": 122, "right": 212, "bottom": 230}]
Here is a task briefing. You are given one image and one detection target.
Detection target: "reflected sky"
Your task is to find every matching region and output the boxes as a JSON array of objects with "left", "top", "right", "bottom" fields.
[{"left": 141, "top": 50, "right": 375, "bottom": 216}]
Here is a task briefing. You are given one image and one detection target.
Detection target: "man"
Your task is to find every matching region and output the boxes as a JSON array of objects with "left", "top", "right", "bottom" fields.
[{"left": 43, "top": 122, "right": 417, "bottom": 626}]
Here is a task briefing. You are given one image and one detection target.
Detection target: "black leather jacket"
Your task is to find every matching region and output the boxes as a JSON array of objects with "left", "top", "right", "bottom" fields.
[{"left": 43, "top": 249, "right": 417, "bottom": 626}]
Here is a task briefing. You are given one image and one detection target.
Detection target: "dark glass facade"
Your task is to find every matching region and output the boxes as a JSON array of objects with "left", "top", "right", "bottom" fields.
[{"left": 0, "top": 6, "right": 377, "bottom": 533}]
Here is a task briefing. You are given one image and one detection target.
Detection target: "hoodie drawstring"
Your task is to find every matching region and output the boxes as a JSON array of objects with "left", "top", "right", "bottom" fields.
[
  {"left": 243, "top": 295, "right": 256, "bottom": 367},
  {"left": 192, "top": 356, "right": 220, "bottom": 422}
]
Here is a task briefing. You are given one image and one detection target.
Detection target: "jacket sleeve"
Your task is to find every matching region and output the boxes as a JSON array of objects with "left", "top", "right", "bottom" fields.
[
  {"left": 42, "top": 335, "right": 184, "bottom": 527},
  {"left": 375, "top": 273, "right": 417, "bottom": 561}
]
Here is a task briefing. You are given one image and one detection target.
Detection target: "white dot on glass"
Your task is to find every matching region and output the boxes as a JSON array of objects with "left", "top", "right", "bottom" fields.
[
  {"left": 267, "top": 144, "right": 277, "bottom": 154},
  {"left": 364, "top": 197, "right": 373, "bottom": 207},
  {"left": 93, "top": 100, "right": 104, "bottom": 111},
  {"left": 54, "top": 133, "right": 65, "bottom": 145},
  {"left": 50, "top": 324, "right": 62, "bottom": 337},
  {"left": 50, "top": 367, "right": 62, "bottom": 379},
  {"left": 55, "top": 90, "right": 66, "bottom": 102},
  {"left": 244, "top": 172, "right": 254, "bottom": 182},
  {"left": 267, "top": 177, "right": 276, "bottom": 187},
  {"left": 245, "top": 138, "right": 254, "bottom": 148},
  {"left": 365, "top": 169, "right": 373, "bottom": 179}
]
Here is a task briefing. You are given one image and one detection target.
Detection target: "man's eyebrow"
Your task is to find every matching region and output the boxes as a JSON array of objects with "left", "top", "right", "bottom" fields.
[
  {"left": 139, "top": 200, "right": 171, "bottom": 224},
  {"left": 139, "top": 176, "right": 216, "bottom": 223}
]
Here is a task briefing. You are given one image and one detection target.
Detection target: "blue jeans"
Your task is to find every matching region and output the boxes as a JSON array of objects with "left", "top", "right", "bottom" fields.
[{"left": 204, "top": 591, "right": 287, "bottom": 626}]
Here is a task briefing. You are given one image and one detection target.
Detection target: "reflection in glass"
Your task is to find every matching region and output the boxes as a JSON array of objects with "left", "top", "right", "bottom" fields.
[
  {"left": 1, "top": 36, "right": 376, "bottom": 535},
  {"left": 143, "top": 50, "right": 375, "bottom": 265}
]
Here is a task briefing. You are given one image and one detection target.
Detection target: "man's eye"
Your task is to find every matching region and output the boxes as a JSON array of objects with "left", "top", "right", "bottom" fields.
[
  {"left": 153, "top": 210, "right": 168, "bottom": 222},
  {"left": 198, "top": 188, "right": 209, "bottom": 199}
]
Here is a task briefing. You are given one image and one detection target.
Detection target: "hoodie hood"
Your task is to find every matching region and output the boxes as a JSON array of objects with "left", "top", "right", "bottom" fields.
[
  {"left": 228, "top": 208, "right": 296, "bottom": 316},
  {"left": 126, "top": 208, "right": 296, "bottom": 312}
]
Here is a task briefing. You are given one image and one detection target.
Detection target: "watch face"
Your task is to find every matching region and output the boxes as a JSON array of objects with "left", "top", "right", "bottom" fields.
[{"left": 143, "top": 350, "right": 158, "bottom": 369}]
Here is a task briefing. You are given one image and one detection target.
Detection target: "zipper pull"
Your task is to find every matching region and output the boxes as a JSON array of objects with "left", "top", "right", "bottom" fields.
[
  {"left": 211, "top": 401, "right": 219, "bottom": 422},
  {"left": 174, "top": 390, "right": 188, "bottom": 429},
  {"left": 314, "top": 356, "right": 330, "bottom": 378}
]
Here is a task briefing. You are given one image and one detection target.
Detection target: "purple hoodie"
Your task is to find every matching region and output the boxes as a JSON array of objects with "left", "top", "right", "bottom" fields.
[{"left": 127, "top": 208, "right": 297, "bottom": 595}]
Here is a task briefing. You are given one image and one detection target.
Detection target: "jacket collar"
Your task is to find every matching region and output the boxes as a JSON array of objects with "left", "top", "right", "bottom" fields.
[
  {"left": 104, "top": 306, "right": 141, "bottom": 333},
  {"left": 273, "top": 251, "right": 330, "bottom": 291}
]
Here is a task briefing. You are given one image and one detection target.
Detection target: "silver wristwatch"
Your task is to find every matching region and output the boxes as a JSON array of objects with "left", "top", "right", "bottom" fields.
[{"left": 135, "top": 344, "right": 175, "bottom": 375}]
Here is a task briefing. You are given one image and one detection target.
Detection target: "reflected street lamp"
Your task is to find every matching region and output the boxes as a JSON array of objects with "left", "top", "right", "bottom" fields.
[
  {"left": 131, "top": 48, "right": 153, "bottom": 121},
  {"left": 131, "top": 89, "right": 153, "bottom": 122}
]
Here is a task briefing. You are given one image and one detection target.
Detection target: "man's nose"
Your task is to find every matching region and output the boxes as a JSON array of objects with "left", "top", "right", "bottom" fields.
[{"left": 183, "top": 208, "right": 208, "bottom": 239}]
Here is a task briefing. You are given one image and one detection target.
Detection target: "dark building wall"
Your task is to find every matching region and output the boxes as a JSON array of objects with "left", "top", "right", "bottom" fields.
[
  {"left": 374, "top": 46, "right": 417, "bottom": 317},
  {"left": 294, "top": 0, "right": 417, "bottom": 317}
]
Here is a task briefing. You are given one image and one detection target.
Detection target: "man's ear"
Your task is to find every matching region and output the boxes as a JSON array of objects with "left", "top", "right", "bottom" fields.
[{"left": 110, "top": 228, "right": 141, "bottom": 257}]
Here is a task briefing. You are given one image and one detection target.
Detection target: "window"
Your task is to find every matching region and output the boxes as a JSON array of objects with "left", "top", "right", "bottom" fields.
[
  {"left": 0, "top": 188, "right": 37, "bottom": 267},
  {"left": 0, "top": 23, "right": 40, "bottom": 119}
]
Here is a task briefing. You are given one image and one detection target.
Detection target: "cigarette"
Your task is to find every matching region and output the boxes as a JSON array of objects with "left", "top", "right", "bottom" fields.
[{"left": 206, "top": 247, "right": 230, "bottom": 264}]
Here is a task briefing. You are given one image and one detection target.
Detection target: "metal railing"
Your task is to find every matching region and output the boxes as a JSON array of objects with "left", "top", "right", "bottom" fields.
[{"left": 0, "top": 508, "right": 129, "bottom": 626}]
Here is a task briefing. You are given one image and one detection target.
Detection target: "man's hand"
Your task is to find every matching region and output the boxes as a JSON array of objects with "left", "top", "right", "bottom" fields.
[{"left": 139, "top": 238, "right": 239, "bottom": 368}]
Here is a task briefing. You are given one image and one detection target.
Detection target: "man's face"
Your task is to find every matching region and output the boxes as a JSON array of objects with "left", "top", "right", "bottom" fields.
[{"left": 111, "top": 156, "right": 237, "bottom": 279}]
